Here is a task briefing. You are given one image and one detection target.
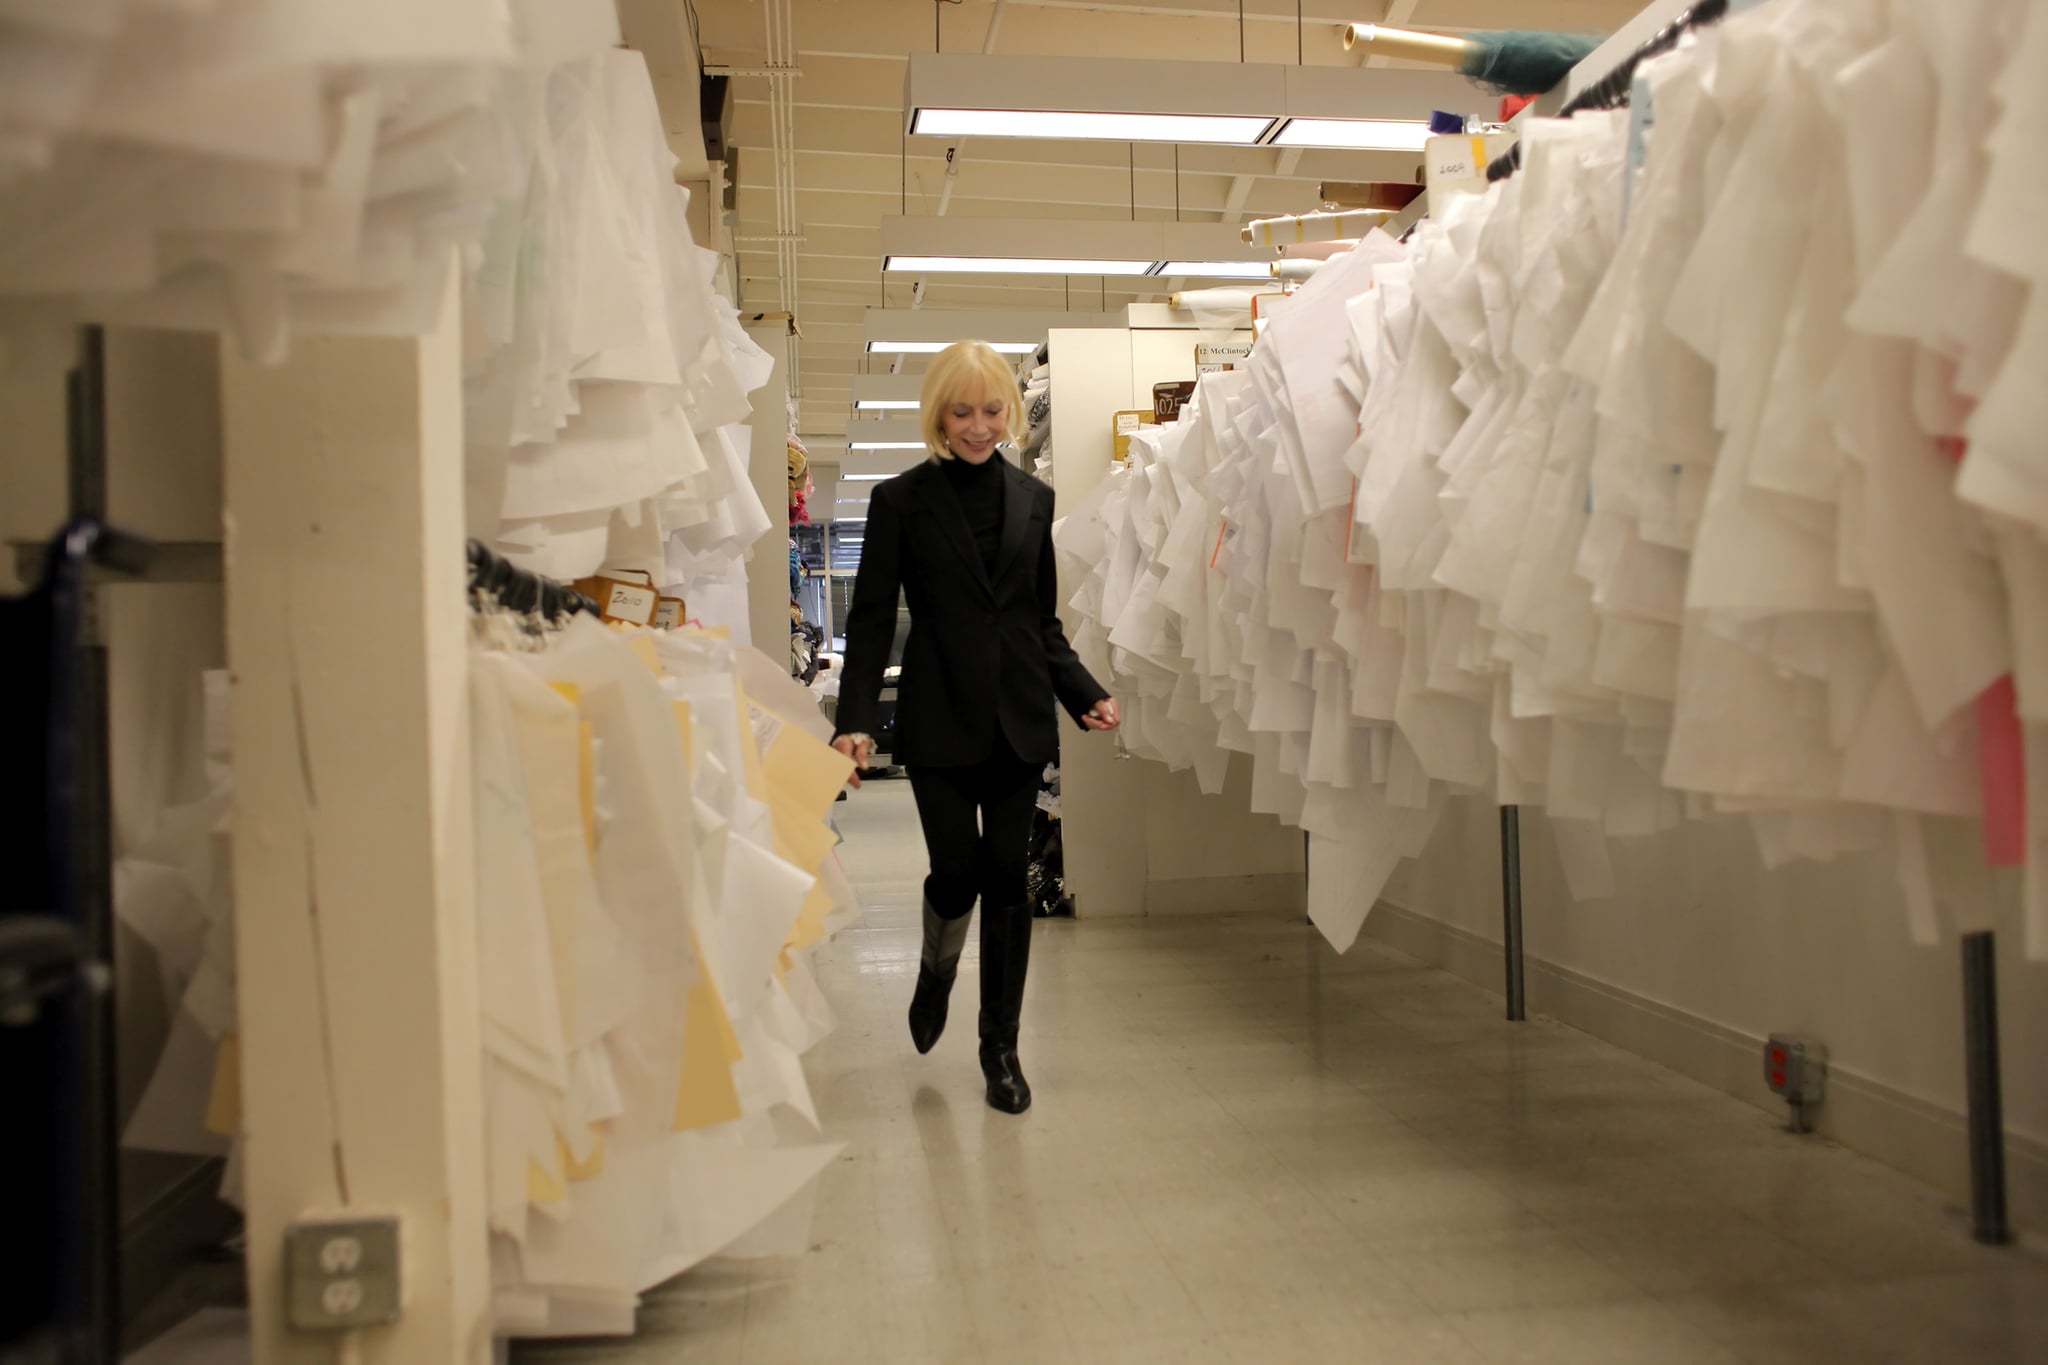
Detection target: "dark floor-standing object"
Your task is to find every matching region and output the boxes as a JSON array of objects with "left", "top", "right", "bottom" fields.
[
  {"left": 71, "top": 327, "right": 123, "bottom": 1365},
  {"left": 1, "top": 326, "right": 128, "bottom": 1364},
  {"left": 1501, "top": 805, "right": 1526, "bottom": 1023},
  {"left": 1961, "top": 930, "right": 2012, "bottom": 1246}
]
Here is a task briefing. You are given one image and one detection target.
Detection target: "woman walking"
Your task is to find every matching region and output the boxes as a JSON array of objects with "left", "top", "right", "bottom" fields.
[{"left": 831, "top": 340, "right": 1119, "bottom": 1114}]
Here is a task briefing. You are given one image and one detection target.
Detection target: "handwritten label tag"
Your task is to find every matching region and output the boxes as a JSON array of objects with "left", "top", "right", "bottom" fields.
[
  {"left": 602, "top": 582, "right": 656, "bottom": 625},
  {"left": 1425, "top": 132, "right": 1517, "bottom": 201},
  {"left": 1196, "top": 340, "right": 1253, "bottom": 375}
]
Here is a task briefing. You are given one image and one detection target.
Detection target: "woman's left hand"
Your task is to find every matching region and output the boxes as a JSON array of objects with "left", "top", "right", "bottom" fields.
[{"left": 1082, "top": 698, "right": 1120, "bottom": 731}]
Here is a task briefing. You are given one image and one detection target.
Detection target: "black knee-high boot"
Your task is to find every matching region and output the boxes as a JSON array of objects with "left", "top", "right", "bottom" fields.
[
  {"left": 977, "top": 903, "right": 1033, "bottom": 1114},
  {"left": 908, "top": 898, "right": 972, "bottom": 1055}
]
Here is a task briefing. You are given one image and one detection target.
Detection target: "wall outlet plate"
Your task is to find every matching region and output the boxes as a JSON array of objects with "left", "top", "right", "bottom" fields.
[
  {"left": 1764, "top": 1034, "right": 1827, "bottom": 1106},
  {"left": 286, "top": 1214, "right": 403, "bottom": 1331}
]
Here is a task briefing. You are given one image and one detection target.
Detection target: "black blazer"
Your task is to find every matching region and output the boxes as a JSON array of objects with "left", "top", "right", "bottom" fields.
[{"left": 833, "top": 455, "right": 1107, "bottom": 767}]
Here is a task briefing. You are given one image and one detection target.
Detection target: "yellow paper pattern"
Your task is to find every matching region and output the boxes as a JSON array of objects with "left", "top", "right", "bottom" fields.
[
  {"left": 546, "top": 682, "right": 597, "bottom": 857},
  {"left": 673, "top": 699, "right": 697, "bottom": 779},
  {"left": 623, "top": 632, "right": 663, "bottom": 677},
  {"left": 527, "top": 682, "right": 595, "bottom": 1035},
  {"left": 527, "top": 1159, "right": 567, "bottom": 1206},
  {"left": 675, "top": 943, "right": 745, "bottom": 1132},
  {"left": 561, "top": 1131, "right": 605, "bottom": 1181},
  {"left": 731, "top": 682, "right": 771, "bottom": 801},
  {"left": 757, "top": 712, "right": 855, "bottom": 952}
]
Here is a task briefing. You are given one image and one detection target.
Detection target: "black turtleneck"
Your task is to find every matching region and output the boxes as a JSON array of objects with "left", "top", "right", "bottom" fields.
[{"left": 941, "top": 452, "right": 1006, "bottom": 574}]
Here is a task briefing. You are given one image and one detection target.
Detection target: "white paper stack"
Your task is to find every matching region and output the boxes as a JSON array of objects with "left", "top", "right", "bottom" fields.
[
  {"left": 0, "top": 2, "right": 772, "bottom": 604},
  {"left": 0, "top": 0, "right": 619, "bottom": 358},
  {"left": 463, "top": 48, "right": 774, "bottom": 587},
  {"left": 1055, "top": 0, "right": 2046, "bottom": 960},
  {"left": 123, "top": 620, "right": 861, "bottom": 1340}
]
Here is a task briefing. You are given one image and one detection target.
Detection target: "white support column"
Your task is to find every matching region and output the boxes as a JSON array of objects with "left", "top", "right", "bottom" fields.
[
  {"left": 1048, "top": 323, "right": 1307, "bottom": 920},
  {"left": 219, "top": 262, "right": 490, "bottom": 1364},
  {"left": 1047, "top": 328, "right": 1149, "bottom": 916},
  {"left": 744, "top": 315, "right": 795, "bottom": 655}
]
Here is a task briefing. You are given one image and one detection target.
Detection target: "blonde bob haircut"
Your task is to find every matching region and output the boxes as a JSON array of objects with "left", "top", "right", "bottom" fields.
[{"left": 919, "top": 339, "right": 1025, "bottom": 461}]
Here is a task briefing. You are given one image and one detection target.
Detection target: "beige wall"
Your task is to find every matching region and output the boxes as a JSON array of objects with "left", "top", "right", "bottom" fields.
[
  {"left": 1377, "top": 797, "right": 2048, "bottom": 1229},
  {"left": 1048, "top": 324, "right": 1304, "bottom": 918}
]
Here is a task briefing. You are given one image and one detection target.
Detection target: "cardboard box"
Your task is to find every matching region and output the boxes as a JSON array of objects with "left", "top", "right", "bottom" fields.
[
  {"left": 572, "top": 570, "right": 659, "bottom": 626},
  {"left": 1152, "top": 380, "right": 1196, "bottom": 422},
  {"left": 1111, "top": 410, "right": 1151, "bottom": 463},
  {"left": 1196, "top": 340, "right": 1252, "bottom": 375}
]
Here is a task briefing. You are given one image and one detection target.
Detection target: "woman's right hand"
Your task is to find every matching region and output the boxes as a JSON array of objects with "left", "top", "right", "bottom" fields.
[{"left": 832, "top": 734, "right": 873, "bottom": 787}]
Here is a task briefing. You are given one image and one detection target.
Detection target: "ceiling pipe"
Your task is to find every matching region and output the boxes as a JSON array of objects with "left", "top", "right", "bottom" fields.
[
  {"left": 763, "top": 0, "right": 801, "bottom": 393},
  {"left": 891, "top": 0, "right": 1007, "bottom": 378}
]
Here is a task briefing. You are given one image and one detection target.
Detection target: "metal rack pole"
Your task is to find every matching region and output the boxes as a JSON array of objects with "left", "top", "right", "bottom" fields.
[
  {"left": 1501, "top": 805, "right": 1525, "bottom": 1022},
  {"left": 1961, "top": 930, "right": 2012, "bottom": 1246},
  {"left": 68, "top": 323, "right": 122, "bottom": 1361}
]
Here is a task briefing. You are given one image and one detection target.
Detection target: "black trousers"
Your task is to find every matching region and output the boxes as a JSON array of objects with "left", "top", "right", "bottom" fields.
[{"left": 908, "top": 742, "right": 1041, "bottom": 921}]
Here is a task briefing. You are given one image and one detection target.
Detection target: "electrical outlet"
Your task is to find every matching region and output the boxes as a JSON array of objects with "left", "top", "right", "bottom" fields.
[
  {"left": 286, "top": 1214, "right": 402, "bottom": 1331},
  {"left": 1763, "top": 1034, "right": 1826, "bottom": 1130}
]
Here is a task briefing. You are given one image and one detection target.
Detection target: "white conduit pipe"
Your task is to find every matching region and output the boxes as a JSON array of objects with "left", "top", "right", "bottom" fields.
[
  {"left": 1242, "top": 209, "right": 1389, "bottom": 248},
  {"left": 764, "top": 0, "right": 801, "bottom": 392},
  {"left": 891, "top": 0, "right": 1007, "bottom": 378}
]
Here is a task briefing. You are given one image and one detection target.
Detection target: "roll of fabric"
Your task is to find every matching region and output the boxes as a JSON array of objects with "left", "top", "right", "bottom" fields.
[
  {"left": 1276, "top": 239, "right": 1357, "bottom": 261},
  {"left": 1167, "top": 287, "right": 1271, "bottom": 328},
  {"left": 1271, "top": 259, "right": 1324, "bottom": 282},
  {"left": 1341, "top": 24, "right": 1602, "bottom": 96},
  {"left": 1243, "top": 210, "right": 1387, "bottom": 248}
]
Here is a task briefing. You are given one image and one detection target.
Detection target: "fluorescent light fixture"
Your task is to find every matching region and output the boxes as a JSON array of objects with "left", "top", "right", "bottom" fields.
[
  {"left": 851, "top": 374, "right": 923, "bottom": 411},
  {"left": 905, "top": 52, "right": 1474, "bottom": 151},
  {"left": 842, "top": 450, "right": 929, "bottom": 478},
  {"left": 880, "top": 219, "right": 1270, "bottom": 282},
  {"left": 912, "top": 108, "right": 1274, "bottom": 145},
  {"left": 868, "top": 340, "right": 1040, "bottom": 354},
  {"left": 1277, "top": 65, "right": 1458, "bottom": 151},
  {"left": 845, "top": 418, "right": 926, "bottom": 453},
  {"left": 1155, "top": 261, "right": 1276, "bottom": 280},
  {"left": 860, "top": 307, "right": 1121, "bottom": 359},
  {"left": 1270, "top": 118, "right": 1432, "bottom": 151},
  {"left": 906, "top": 53, "right": 1286, "bottom": 146},
  {"left": 885, "top": 255, "right": 1156, "bottom": 276},
  {"left": 840, "top": 473, "right": 890, "bottom": 481}
]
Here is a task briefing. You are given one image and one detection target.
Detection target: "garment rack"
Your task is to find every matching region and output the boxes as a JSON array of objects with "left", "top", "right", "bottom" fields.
[
  {"left": 465, "top": 541, "right": 602, "bottom": 621},
  {"left": 1, "top": 325, "right": 128, "bottom": 1364},
  {"left": 1484, "top": 0, "right": 1731, "bottom": 183},
  {"left": 1469, "top": 0, "right": 2014, "bottom": 1241}
]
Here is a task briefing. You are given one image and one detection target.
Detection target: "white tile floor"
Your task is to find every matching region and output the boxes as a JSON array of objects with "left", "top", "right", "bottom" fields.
[{"left": 517, "top": 780, "right": 2048, "bottom": 1364}]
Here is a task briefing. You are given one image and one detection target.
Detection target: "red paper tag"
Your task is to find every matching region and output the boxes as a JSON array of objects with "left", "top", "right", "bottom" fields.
[{"left": 1979, "top": 674, "right": 2027, "bottom": 867}]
